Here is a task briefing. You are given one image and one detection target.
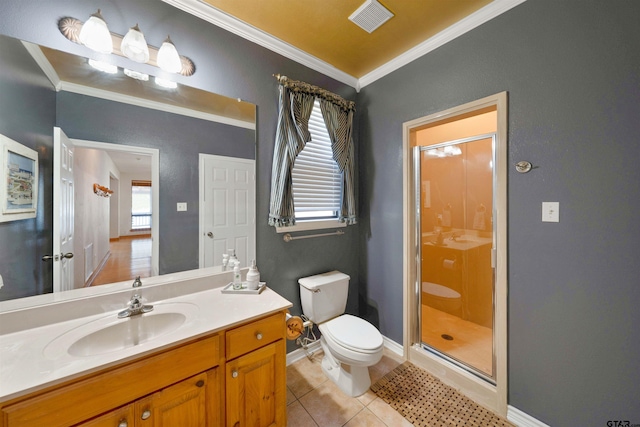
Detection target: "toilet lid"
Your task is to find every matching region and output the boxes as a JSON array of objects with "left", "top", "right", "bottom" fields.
[
  {"left": 422, "top": 282, "right": 461, "bottom": 299},
  {"left": 320, "top": 314, "right": 383, "bottom": 353}
]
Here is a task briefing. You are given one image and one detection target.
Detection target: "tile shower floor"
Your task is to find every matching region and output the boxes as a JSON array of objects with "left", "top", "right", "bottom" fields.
[{"left": 286, "top": 348, "right": 413, "bottom": 427}]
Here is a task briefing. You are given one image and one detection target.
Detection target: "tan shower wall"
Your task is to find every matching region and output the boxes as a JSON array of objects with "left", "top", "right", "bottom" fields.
[
  {"left": 416, "top": 110, "right": 496, "bottom": 332},
  {"left": 414, "top": 110, "right": 496, "bottom": 147}
]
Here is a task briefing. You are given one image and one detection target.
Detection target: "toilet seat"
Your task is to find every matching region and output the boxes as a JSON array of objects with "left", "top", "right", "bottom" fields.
[{"left": 319, "top": 314, "right": 383, "bottom": 354}]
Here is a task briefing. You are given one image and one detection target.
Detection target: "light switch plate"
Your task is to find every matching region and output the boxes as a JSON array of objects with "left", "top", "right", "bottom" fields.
[
  {"left": 177, "top": 202, "right": 187, "bottom": 212},
  {"left": 542, "top": 202, "right": 559, "bottom": 222}
]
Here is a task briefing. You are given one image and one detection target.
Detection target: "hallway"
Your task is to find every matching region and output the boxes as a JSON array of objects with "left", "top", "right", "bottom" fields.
[{"left": 91, "top": 235, "right": 152, "bottom": 286}]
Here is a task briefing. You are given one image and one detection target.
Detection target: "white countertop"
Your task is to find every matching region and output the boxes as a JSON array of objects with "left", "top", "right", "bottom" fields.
[
  {"left": 422, "top": 230, "right": 492, "bottom": 251},
  {"left": 0, "top": 270, "right": 292, "bottom": 403}
]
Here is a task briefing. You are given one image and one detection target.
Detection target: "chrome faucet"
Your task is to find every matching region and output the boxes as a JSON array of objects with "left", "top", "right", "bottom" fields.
[
  {"left": 449, "top": 231, "right": 462, "bottom": 241},
  {"left": 118, "top": 293, "right": 154, "bottom": 318},
  {"left": 118, "top": 276, "right": 153, "bottom": 318}
]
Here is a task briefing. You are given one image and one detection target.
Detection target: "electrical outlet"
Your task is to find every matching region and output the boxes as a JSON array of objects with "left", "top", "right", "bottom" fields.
[
  {"left": 542, "top": 202, "right": 559, "bottom": 222},
  {"left": 177, "top": 202, "right": 187, "bottom": 212}
]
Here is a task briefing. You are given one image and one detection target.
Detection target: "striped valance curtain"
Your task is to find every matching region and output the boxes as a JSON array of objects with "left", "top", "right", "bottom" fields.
[{"left": 268, "top": 75, "right": 357, "bottom": 227}]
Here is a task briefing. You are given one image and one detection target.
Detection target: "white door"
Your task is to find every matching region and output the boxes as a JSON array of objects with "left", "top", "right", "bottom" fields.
[
  {"left": 53, "top": 127, "right": 75, "bottom": 292},
  {"left": 199, "top": 155, "right": 255, "bottom": 268}
]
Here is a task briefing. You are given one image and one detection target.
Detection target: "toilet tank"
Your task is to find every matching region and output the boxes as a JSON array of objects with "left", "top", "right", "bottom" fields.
[{"left": 298, "top": 271, "right": 350, "bottom": 323}]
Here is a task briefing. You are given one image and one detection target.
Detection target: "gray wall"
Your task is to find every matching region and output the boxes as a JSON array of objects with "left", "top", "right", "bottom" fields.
[
  {"left": 0, "top": 0, "right": 360, "bottom": 350},
  {"left": 0, "top": 36, "right": 55, "bottom": 300},
  {"left": 358, "top": 0, "right": 640, "bottom": 425}
]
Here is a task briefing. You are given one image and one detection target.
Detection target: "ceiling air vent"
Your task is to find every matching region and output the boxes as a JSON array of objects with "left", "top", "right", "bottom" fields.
[{"left": 349, "top": 0, "right": 394, "bottom": 33}]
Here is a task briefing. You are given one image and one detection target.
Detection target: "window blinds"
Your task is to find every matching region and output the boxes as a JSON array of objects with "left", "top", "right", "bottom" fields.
[{"left": 291, "top": 100, "right": 342, "bottom": 219}]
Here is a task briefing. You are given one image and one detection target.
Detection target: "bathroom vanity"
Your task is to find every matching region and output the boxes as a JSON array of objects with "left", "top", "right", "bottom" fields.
[
  {"left": 421, "top": 231, "right": 493, "bottom": 327},
  {"left": 0, "top": 269, "right": 291, "bottom": 427}
]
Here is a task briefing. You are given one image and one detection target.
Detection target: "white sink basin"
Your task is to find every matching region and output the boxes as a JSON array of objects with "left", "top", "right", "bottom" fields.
[{"left": 43, "top": 302, "right": 198, "bottom": 359}]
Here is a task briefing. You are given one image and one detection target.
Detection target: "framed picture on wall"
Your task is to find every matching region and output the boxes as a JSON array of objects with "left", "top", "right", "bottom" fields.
[{"left": 0, "top": 134, "right": 38, "bottom": 222}]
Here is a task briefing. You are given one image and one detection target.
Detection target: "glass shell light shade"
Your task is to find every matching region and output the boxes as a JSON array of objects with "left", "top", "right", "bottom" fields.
[
  {"left": 121, "top": 24, "right": 150, "bottom": 63},
  {"left": 157, "top": 36, "right": 183, "bottom": 74},
  {"left": 78, "top": 10, "right": 113, "bottom": 54}
]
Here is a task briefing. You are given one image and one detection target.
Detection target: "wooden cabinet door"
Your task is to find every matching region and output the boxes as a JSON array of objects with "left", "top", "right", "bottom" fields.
[
  {"left": 226, "top": 340, "right": 285, "bottom": 427},
  {"left": 74, "top": 405, "right": 133, "bottom": 427},
  {"left": 135, "top": 371, "right": 215, "bottom": 427}
]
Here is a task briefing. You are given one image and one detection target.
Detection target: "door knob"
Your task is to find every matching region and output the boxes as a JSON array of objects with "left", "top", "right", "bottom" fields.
[
  {"left": 42, "top": 255, "right": 55, "bottom": 261},
  {"left": 207, "top": 232, "right": 214, "bottom": 238},
  {"left": 61, "top": 252, "right": 74, "bottom": 259}
]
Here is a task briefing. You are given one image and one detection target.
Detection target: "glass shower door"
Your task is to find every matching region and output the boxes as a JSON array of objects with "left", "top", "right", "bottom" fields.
[{"left": 416, "top": 134, "right": 495, "bottom": 381}]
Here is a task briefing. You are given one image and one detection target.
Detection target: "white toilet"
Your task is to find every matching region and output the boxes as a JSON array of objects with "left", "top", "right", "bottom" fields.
[
  {"left": 299, "top": 271, "right": 384, "bottom": 397},
  {"left": 422, "top": 282, "right": 462, "bottom": 317}
]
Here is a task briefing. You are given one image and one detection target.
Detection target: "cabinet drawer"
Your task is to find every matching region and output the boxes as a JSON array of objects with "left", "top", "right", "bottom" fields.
[{"left": 226, "top": 312, "right": 284, "bottom": 360}]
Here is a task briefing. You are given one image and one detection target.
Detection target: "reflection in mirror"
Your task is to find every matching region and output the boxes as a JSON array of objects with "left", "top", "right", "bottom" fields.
[{"left": 0, "top": 33, "right": 256, "bottom": 303}]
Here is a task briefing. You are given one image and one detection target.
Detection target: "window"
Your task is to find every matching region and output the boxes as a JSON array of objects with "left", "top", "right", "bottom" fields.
[
  {"left": 290, "top": 99, "right": 342, "bottom": 223},
  {"left": 131, "top": 180, "right": 152, "bottom": 230}
]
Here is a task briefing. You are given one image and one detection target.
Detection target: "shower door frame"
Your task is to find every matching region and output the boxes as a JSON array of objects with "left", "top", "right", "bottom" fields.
[{"left": 402, "top": 92, "right": 508, "bottom": 415}]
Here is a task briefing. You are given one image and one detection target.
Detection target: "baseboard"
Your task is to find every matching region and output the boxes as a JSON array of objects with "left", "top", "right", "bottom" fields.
[
  {"left": 286, "top": 335, "right": 404, "bottom": 366},
  {"left": 286, "top": 340, "right": 322, "bottom": 366},
  {"left": 84, "top": 250, "right": 110, "bottom": 287},
  {"left": 382, "top": 336, "right": 404, "bottom": 357},
  {"left": 507, "top": 405, "right": 549, "bottom": 427},
  {"left": 120, "top": 233, "right": 152, "bottom": 239}
]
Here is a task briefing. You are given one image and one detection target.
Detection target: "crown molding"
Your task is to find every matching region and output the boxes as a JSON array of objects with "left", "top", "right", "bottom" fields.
[
  {"left": 21, "top": 41, "right": 62, "bottom": 91},
  {"left": 163, "top": 0, "right": 527, "bottom": 91},
  {"left": 358, "top": 0, "right": 527, "bottom": 89},
  {"left": 161, "top": 0, "right": 359, "bottom": 89}
]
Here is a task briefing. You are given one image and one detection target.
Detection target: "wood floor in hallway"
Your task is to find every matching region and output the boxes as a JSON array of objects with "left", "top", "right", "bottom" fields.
[{"left": 91, "top": 235, "right": 152, "bottom": 286}]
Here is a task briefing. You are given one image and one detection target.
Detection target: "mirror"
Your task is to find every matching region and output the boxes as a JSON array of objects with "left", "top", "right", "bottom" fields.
[{"left": 0, "top": 33, "right": 256, "bottom": 302}]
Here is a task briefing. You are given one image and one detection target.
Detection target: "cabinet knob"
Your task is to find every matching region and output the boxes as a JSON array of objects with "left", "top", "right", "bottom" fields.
[
  {"left": 118, "top": 421, "right": 128, "bottom": 427},
  {"left": 141, "top": 410, "right": 152, "bottom": 420},
  {"left": 255, "top": 332, "right": 263, "bottom": 340},
  {"left": 196, "top": 379, "right": 205, "bottom": 387},
  {"left": 232, "top": 370, "right": 238, "bottom": 378}
]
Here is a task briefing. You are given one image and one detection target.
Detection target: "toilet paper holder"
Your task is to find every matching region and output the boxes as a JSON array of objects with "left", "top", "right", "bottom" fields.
[{"left": 440, "top": 257, "right": 457, "bottom": 270}]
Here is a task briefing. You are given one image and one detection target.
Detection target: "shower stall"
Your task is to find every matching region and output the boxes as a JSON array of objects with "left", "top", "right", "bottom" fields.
[
  {"left": 414, "top": 134, "right": 495, "bottom": 381},
  {"left": 402, "top": 93, "right": 508, "bottom": 413}
]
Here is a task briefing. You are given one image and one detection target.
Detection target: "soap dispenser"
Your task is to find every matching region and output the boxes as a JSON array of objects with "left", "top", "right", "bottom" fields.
[
  {"left": 246, "top": 259, "right": 260, "bottom": 290},
  {"left": 232, "top": 260, "right": 242, "bottom": 290}
]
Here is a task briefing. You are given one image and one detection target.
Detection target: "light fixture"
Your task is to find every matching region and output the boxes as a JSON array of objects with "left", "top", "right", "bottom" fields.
[
  {"left": 88, "top": 59, "right": 117, "bottom": 74},
  {"left": 121, "top": 24, "right": 150, "bottom": 63},
  {"left": 426, "top": 146, "right": 462, "bottom": 157},
  {"left": 124, "top": 68, "right": 149, "bottom": 81},
  {"left": 77, "top": 9, "right": 112, "bottom": 54},
  {"left": 155, "top": 77, "right": 177, "bottom": 89},
  {"left": 58, "top": 12, "right": 196, "bottom": 76},
  {"left": 157, "top": 36, "right": 182, "bottom": 73}
]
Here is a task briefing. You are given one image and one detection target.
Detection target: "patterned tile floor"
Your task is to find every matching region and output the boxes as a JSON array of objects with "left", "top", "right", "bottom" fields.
[{"left": 286, "top": 348, "right": 413, "bottom": 427}]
